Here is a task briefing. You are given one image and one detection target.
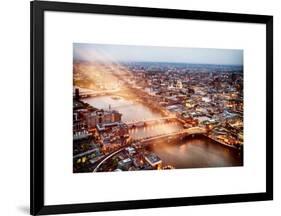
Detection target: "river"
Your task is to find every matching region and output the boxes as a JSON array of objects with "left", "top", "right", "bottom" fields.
[{"left": 82, "top": 95, "right": 243, "bottom": 168}]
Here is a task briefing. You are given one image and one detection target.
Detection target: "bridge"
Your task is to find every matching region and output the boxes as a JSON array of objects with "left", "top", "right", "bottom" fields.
[
  {"left": 133, "top": 127, "right": 207, "bottom": 145},
  {"left": 125, "top": 116, "right": 182, "bottom": 127},
  {"left": 93, "top": 126, "right": 207, "bottom": 172},
  {"left": 74, "top": 88, "right": 121, "bottom": 98}
]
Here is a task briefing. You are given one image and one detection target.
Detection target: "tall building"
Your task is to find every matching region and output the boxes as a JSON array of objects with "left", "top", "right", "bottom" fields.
[{"left": 75, "top": 88, "right": 80, "bottom": 100}]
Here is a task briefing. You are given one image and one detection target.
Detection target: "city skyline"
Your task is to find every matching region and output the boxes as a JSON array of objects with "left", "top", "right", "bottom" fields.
[{"left": 73, "top": 43, "right": 243, "bottom": 66}]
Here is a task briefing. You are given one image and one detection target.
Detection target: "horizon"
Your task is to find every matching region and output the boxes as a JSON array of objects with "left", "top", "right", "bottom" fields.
[
  {"left": 73, "top": 43, "right": 243, "bottom": 66},
  {"left": 74, "top": 59, "right": 243, "bottom": 67}
]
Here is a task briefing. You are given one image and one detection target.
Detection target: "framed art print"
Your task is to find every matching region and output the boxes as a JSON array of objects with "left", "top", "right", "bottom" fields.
[{"left": 30, "top": 1, "right": 273, "bottom": 215}]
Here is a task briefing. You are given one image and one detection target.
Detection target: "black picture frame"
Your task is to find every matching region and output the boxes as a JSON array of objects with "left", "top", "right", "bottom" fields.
[{"left": 30, "top": 1, "right": 273, "bottom": 215}]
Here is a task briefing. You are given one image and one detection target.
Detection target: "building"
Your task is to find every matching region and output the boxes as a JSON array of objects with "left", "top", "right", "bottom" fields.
[
  {"left": 85, "top": 109, "right": 122, "bottom": 129},
  {"left": 144, "top": 153, "right": 162, "bottom": 169},
  {"left": 73, "top": 130, "right": 91, "bottom": 141},
  {"left": 117, "top": 158, "right": 132, "bottom": 171},
  {"left": 125, "top": 146, "right": 136, "bottom": 155}
]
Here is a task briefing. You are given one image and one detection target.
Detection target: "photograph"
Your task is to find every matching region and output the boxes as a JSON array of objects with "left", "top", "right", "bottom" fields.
[{"left": 73, "top": 43, "right": 244, "bottom": 173}]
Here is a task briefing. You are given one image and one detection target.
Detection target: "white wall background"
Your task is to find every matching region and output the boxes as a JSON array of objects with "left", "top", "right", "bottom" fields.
[{"left": 0, "top": 0, "right": 279, "bottom": 215}]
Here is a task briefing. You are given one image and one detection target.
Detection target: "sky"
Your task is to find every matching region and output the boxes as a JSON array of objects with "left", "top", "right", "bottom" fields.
[{"left": 73, "top": 43, "right": 243, "bottom": 65}]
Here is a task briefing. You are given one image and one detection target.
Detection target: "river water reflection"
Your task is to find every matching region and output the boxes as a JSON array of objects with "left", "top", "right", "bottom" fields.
[
  {"left": 83, "top": 95, "right": 162, "bottom": 122},
  {"left": 148, "top": 137, "right": 242, "bottom": 168},
  {"left": 83, "top": 95, "right": 242, "bottom": 168}
]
